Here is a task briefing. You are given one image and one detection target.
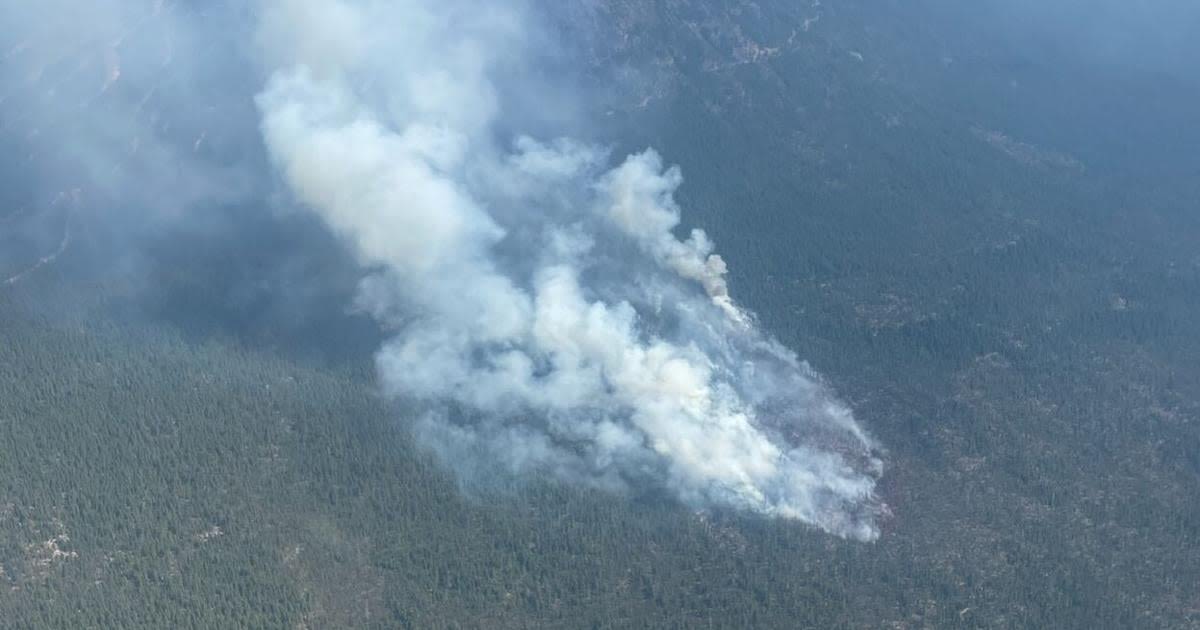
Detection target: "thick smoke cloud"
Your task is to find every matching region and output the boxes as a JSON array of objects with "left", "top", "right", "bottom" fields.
[
  {"left": 2, "top": 0, "right": 884, "bottom": 540},
  {"left": 256, "top": 0, "right": 883, "bottom": 540}
]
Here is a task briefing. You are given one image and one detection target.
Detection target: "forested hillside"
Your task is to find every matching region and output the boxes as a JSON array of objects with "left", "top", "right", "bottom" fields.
[{"left": 2, "top": 0, "right": 1199, "bottom": 628}]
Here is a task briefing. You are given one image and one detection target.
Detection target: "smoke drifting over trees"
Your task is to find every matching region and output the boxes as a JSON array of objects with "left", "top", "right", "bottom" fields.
[
  {"left": 3, "top": 0, "right": 884, "bottom": 540},
  {"left": 255, "top": 0, "right": 883, "bottom": 539}
]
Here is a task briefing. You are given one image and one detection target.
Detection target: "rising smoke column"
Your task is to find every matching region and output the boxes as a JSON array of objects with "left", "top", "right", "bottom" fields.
[{"left": 255, "top": 0, "right": 884, "bottom": 540}]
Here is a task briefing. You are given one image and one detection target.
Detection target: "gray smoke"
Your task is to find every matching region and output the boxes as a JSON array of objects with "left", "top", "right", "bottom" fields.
[
  {"left": 0, "top": 0, "right": 263, "bottom": 283},
  {"left": 255, "top": 0, "right": 883, "bottom": 540},
  {"left": 1, "top": 0, "right": 884, "bottom": 540}
]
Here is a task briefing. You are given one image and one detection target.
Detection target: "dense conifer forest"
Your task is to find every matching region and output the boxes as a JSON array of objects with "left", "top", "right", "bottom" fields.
[{"left": 2, "top": 0, "right": 1199, "bottom": 627}]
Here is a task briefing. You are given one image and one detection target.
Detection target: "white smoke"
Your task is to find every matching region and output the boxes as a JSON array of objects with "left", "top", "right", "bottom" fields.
[{"left": 255, "top": 0, "right": 884, "bottom": 540}]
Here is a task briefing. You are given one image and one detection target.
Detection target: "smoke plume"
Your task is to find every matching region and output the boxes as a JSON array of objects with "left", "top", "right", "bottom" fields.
[
  {"left": 2, "top": 0, "right": 883, "bottom": 540},
  {"left": 255, "top": 0, "right": 883, "bottom": 540}
]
